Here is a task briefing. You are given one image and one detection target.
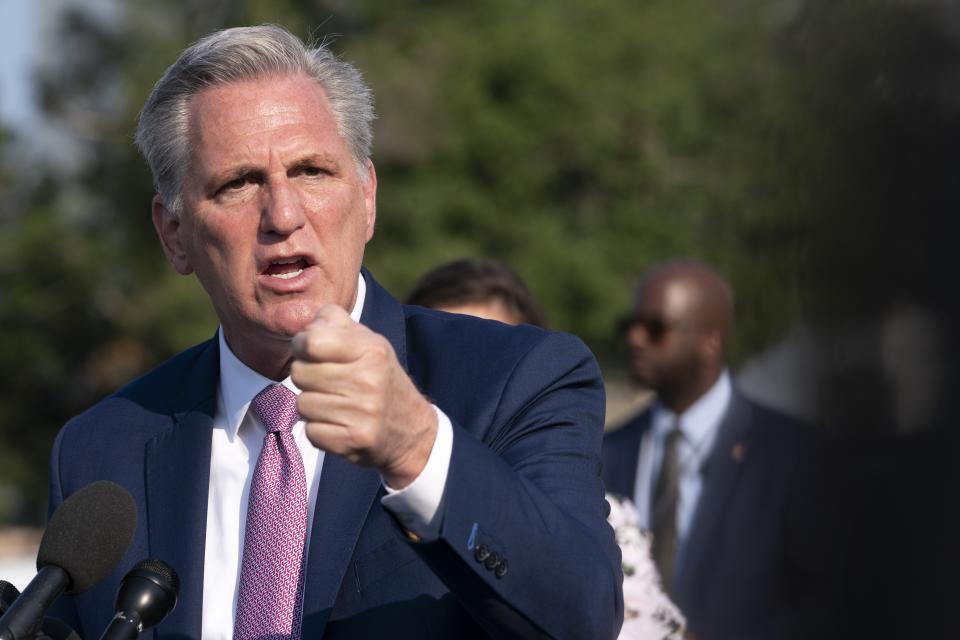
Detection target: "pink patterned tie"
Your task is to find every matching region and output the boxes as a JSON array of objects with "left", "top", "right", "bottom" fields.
[{"left": 234, "top": 384, "right": 308, "bottom": 640}]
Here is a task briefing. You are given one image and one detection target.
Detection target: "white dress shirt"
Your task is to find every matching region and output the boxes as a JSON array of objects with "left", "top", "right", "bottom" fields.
[
  {"left": 632, "top": 371, "right": 732, "bottom": 543},
  {"left": 201, "top": 274, "right": 454, "bottom": 639}
]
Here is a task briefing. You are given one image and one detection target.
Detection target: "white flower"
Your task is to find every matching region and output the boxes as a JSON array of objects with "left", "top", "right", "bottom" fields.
[{"left": 607, "top": 493, "right": 686, "bottom": 640}]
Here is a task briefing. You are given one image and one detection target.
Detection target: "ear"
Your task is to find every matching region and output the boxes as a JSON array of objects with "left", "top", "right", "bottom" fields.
[
  {"left": 361, "top": 159, "right": 378, "bottom": 242},
  {"left": 701, "top": 329, "right": 724, "bottom": 361},
  {"left": 151, "top": 196, "right": 194, "bottom": 275}
]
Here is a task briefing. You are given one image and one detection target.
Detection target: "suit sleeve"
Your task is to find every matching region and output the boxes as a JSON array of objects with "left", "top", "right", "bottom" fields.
[{"left": 407, "top": 331, "right": 624, "bottom": 639}]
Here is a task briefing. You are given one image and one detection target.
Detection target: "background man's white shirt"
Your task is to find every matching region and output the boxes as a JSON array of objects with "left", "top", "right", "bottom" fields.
[{"left": 632, "top": 371, "right": 732, "bottom": 542}]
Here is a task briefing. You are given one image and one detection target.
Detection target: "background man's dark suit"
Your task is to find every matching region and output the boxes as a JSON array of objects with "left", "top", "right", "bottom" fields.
[
  {"left": 603, "top": 389, "right": 841, "bottom": 640},
  {"left": 49, "top": 272, "right": 623, "bottom": 639}
]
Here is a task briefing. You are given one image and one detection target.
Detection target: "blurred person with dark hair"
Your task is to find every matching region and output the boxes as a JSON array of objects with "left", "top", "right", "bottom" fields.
[
  {"left": 406, "top": 258, "right": 547, "bottom": 327},
  {"left": 46, "top": 25, "right": 622, "bottom": 639},
  {"left": 602, "top": 259, "right": 841, "bottom": 640}
]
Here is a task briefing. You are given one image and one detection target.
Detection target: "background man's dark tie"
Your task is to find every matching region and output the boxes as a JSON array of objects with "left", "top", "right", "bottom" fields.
[{"left": 651, "top": 424, "right": 682, "bottom": 594}]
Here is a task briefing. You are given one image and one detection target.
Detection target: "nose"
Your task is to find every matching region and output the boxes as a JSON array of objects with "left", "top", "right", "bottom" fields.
[
  {"left": 260, "top": 178, "right": 305, "bottom": 236},
  {"left": 627, "top": 322, "right": 651, "bottom": 347}
]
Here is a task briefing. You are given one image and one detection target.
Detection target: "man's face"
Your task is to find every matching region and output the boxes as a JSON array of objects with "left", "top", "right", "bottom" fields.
[
  {"left": 624, "top": 277, "right": 704, "bottom": 396},
  {"left": 153, "top": 74, "right": 376, "bottom": 365}
]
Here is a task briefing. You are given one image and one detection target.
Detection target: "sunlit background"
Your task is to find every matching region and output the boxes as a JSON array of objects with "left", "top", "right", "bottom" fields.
[{"left": 2, "top": 1, "right": 958, "bottom": 636}]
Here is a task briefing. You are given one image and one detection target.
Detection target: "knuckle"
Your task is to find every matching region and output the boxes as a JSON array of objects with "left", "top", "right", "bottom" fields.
[
  {"left": 367, "top": 335, "right": 391, "bottom": 361},
  {"left": 290, "top": 360, "right": 304, "bottom": 381},
  {"left": 305, "top": 333, "right": 325, "bottom": 357},
  {"left": 356, "top": 397, "right": 380, "bottom": 418},
  {"left": 350, "top": 430, "right": 370, "bottom": 451},
  {"left": 352, "top": 423, "right": 379, "bottom": 450},
  {"left": 296, "top": 393, "right": 316, "bottom": 418}
]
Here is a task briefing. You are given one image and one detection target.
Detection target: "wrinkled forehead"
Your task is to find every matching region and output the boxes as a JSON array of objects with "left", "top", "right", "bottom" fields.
[
  {"left": 187, "top": 74, "right": 335, "bottom": 138},
  {"left": 182, "top": 74, "right": 352, "bottom": 184}
]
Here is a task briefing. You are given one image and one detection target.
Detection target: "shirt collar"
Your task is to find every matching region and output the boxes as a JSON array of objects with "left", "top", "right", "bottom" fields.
[
  {"left": 653, "top": 370, "right": 732, "bottom": 451},
  {"left": 217, "top": 273, "right": 367, "bottom": 437}
]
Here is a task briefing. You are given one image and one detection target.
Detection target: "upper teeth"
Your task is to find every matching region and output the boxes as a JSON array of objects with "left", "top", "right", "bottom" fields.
[{"left": 273, "top": 258, "right": 300, "bottom": 265}]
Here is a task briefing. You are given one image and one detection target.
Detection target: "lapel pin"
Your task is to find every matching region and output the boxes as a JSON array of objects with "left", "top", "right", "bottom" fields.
[{"left": 731, "top": 442, "right": 746, "bottom": 463}]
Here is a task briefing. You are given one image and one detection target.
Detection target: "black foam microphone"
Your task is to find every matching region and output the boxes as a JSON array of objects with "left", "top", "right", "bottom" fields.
[
  {"left": 0, "top": 480, "right": 137, "bottom": 640},
  {"left": 98, "top": 559, "right": 179, "bottom": 640}
]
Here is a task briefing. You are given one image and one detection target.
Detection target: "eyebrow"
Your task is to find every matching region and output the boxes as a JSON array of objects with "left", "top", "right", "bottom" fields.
[
  {"left": 203, "top": 153, "right": 343, "bottom": 192},
  {"left": 205, "top": 165, "right": 262, "bottom": 192},
  {"left": 287, "top": 153, "right": 341, "bottom": 173}
]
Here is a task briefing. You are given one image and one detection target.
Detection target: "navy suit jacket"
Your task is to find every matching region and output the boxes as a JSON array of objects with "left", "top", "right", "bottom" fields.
[
  {"left": 602, "top": 391, "right": 841, "bottom": 640},
  {"left": 49, "top": 271, "right": 623, "bottom": 639}
]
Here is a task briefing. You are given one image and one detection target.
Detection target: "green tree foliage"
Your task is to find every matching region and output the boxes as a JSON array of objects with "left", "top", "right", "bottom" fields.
[
  {"left": 342, "top": 0, "right": 809, "bottom": 356},
  {"left": 3, "top": 0, "right": 955, "bottom": 522}
]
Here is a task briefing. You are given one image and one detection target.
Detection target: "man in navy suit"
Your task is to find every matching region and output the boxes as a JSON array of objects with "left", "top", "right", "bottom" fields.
[
  {"left": 48, "top": 25, "right": 622, "bottom": 639},
  {"left": 602, "top": 260, "right": 841, "bottom": 640}
]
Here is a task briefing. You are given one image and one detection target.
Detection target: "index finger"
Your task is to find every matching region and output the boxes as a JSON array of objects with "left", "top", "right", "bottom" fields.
[
  {"left": 291, "top": 321, "right": 365, "bottom": 364},
  {"left": 308, "top": 303, "right": 353, "bottom": 330}
]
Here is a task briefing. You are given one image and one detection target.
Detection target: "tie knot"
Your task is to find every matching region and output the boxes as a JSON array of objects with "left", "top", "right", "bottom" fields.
[
  {"left": 250, "top": 384, "right": 300, "bottom": 433},
  {"left": 664, "top": 424, "right": 684, "bottom": 447}
]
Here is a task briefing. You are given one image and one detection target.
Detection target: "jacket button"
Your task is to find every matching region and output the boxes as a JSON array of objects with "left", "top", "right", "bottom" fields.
[
  {"left": 495, "top": 560, "right": 508, "bottom": 578},
  {"left": 484, "top": 552, "right": 500, "bottom": 570},
  {"left": 474, "top": 544, "right": 490, "bottom": 563}
]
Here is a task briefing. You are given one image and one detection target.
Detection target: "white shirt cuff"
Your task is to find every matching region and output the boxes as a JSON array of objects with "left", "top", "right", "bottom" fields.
[{"left": 380, "top": 405, "right": 452, "bottom": 541}]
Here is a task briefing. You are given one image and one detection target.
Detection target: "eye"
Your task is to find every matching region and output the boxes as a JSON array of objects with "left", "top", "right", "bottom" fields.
[
  {"left": 296, "top": 165, "right": 327, "bottom": 178},
  {"left": 223, "top": 177, "right": 248, "bottom": 191},
  {"left": 214, "top": 173, "right": 260, "bottom": 198},
  {"left": 215, "top": 177, "right": 249, "bottom": 196}
]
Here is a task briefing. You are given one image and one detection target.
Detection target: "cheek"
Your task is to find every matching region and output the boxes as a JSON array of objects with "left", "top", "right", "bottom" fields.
[
  {"left": 658, "top": 344, "right": 690, "bottom": 371},
  {"left": 317, "top": 191, "right": 371, "bottom": 249},
  {"left": 188, "top": 222, "right": 252, "bottom": 286},
  {"left": 675, "top": 344, "right": 704, "bottom": 372}
]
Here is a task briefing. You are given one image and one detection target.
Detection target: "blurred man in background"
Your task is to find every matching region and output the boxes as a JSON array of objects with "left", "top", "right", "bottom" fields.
[
  {"left": 602, "top": 259, "right": 842, "bottom": 640},
  {"left": 406, "top": 258, "right": 547, "bottom": 327}
]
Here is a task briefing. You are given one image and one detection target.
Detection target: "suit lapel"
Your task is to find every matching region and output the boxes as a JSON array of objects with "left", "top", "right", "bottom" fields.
[
  {"left": 673, "top": 391, "right": 753, "bottom": 604},
  {"left": 605, "top": 413, "right": 650, "bottom": 500},
  {"left": 300, "top": 269, "right": 408, "bottom": 636},
  {"left": 300, "top": 457, "right": 383, "bottom": 634},
  {"left": 145, "top": 338, "right": 219, "bottom": 639},
  {"left": 358, "top": 267, "right": 408, "bottom": 368}
]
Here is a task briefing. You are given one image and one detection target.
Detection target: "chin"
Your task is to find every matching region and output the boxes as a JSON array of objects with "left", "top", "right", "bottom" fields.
[
  {"left": 268, "top": 301, "right": 323, "bottom": 337},
  {"left": 628, "top": 359, "right": 652, "bottom": 381}
]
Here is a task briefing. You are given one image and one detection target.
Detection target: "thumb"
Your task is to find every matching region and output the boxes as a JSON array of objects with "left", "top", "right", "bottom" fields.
[{"left": 308, "top": 302, "right": 353, "bottom": 329}]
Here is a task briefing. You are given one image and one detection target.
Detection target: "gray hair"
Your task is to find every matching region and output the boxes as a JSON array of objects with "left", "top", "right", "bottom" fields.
[{"left": 135, "top": 24, "right": 375, "bottom": 216}]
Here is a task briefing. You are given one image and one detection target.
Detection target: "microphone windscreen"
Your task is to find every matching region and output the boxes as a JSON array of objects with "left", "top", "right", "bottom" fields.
[
  {"left": 0, "top": 579, "right": 21, "bottom": 611},
  {"left": 38, "top": 480, "right": 137, "bottom": 594}
]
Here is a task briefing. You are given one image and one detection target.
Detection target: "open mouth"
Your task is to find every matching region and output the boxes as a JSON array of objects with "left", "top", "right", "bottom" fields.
[{"left": 263, "top": 257, "right": 310, "bottom": 280}]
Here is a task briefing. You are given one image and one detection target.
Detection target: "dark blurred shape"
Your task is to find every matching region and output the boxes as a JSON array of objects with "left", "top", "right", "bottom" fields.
[
  {"left": 406, "top": 258, "right": 548, "bottom": 327},
  {"left": 778, "top": 1, "right": 960, "bottom": 638}
]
